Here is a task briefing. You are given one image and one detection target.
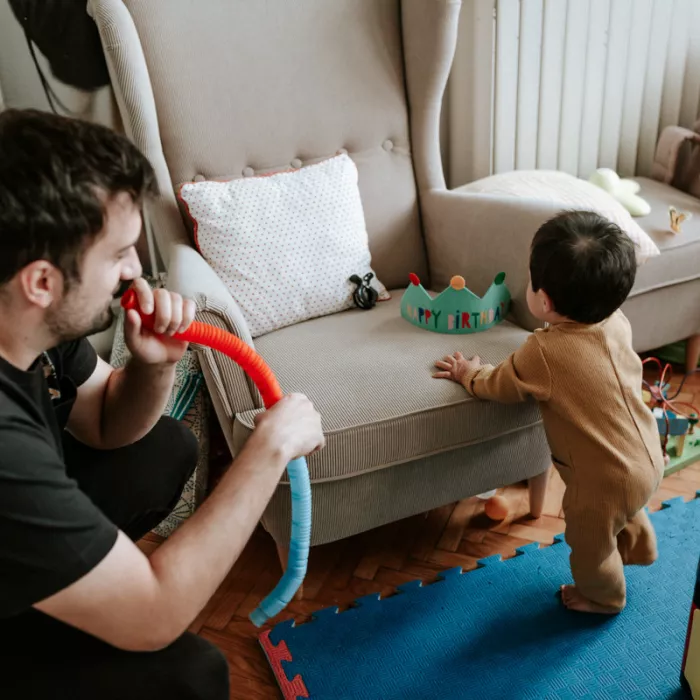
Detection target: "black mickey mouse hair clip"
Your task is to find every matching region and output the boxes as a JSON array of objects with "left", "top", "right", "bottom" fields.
[{"left": 349, "top": 272, "right": 379, "bottom": 310}]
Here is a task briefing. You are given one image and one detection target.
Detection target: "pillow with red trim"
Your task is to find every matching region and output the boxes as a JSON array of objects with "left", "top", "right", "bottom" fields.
[{"left": 178, "top": 154, "right": 389, "bottom": 338}]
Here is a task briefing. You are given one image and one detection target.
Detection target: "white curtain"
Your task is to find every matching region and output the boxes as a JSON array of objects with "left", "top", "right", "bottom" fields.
[{"left": 445, "top": 0, "right": 700, "bottom": 188}]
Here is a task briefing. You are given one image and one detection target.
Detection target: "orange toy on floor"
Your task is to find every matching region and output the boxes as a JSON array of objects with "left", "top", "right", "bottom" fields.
[{"left": 484, "top": 495, "right": 509, "bottom": 521}]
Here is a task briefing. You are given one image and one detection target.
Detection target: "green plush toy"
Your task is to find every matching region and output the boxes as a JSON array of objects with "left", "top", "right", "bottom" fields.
[{"left": 588, "top": 168, "right": 651, "bottom": 217}]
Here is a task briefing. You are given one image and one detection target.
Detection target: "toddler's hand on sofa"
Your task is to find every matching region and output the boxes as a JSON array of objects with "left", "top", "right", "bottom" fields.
[{"left": 433, "top": 352, "right": 481, "bottom": 384}]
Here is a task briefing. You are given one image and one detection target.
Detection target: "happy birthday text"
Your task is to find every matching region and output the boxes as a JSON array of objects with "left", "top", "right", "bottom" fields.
[{"left": 405, "top": 303, "right": 507, "bottom": 330}]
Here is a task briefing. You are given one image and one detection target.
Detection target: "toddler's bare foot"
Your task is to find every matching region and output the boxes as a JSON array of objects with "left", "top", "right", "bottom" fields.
[{"left": 560, "top": 585, "right": 622, "bottom": 614}]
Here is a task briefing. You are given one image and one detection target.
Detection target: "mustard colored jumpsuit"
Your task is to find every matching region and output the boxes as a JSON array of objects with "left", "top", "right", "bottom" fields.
[{"left": 461, "top": 311, "right": 665, "bottom": 610}]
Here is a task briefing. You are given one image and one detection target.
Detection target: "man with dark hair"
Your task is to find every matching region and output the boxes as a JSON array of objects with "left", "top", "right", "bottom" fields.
[
  {"left": 434, "top": 211, "right": 664, "bottom": 616},
  {"left": 0, "top": 109, "right": 325, "bottom": 699}
]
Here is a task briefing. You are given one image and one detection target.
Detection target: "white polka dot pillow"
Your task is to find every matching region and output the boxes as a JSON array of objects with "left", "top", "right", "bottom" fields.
[{"left": 178, "top": 154, "right": 389, "bottom": 338}]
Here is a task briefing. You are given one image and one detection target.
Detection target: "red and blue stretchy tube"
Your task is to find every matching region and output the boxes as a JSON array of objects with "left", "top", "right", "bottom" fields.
[{"left": 121, "top": 289, "right": 311, "bottom": 627}]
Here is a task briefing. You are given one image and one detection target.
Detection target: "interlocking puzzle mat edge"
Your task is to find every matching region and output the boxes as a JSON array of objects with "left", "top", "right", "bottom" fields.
[{"left": 260, "top": 493, "right": 700, "bottom": 700}]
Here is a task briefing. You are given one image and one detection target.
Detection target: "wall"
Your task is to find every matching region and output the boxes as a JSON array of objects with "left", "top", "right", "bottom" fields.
[{"left": 447, "top": 0, "right": 700, "bottom": 188}]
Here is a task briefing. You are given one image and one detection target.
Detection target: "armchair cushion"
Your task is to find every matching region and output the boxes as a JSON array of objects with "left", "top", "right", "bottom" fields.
[
  {"left": 231, "top": 295, "right": 542, "bottom": 483},
  {"left": 179, "top": 154, "right": 388, "bottom": 338},
  {"left": 460, "top": 170, "right": 660, "bottom": 263}
]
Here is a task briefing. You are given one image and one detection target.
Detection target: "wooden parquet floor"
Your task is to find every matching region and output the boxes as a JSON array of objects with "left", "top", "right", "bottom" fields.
[{"left": 138, "top": 363, "right": 700, "bottom": 699}]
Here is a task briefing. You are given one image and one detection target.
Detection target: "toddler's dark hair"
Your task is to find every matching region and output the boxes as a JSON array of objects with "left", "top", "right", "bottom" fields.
[{"left": 529, "top": 211, "right": 637, "bottom": 324}]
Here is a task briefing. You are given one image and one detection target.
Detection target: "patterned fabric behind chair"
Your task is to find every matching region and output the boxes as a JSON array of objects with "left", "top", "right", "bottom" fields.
[{"left": 110, "top": 276, "right": 210, "bottom": 538}]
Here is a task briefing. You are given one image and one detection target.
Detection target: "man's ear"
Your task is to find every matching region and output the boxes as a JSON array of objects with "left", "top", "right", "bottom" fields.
[{"left": 17, "top": 261, "right": 64, "bottom": 309}]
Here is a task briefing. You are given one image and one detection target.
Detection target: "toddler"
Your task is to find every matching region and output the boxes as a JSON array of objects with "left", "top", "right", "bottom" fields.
[{"left": 433, "top": 211, "right": 664, "bottom": 614}]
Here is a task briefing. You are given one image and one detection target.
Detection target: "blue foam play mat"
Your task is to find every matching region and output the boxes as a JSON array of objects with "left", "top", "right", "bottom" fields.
[{"left": 260, "top": 495, "right": 700, "bottom": 699}]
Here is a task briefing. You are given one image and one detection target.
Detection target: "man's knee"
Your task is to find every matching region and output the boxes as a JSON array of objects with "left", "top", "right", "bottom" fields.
[
  {"left": 125, "top": 417, "right": 199, "bottom": 522},
  {"left": 159, "top": 416, "right": 199, "bottom": 478},
  {"left": 164, "top": 634, "right": 230, "bottom": 700}
]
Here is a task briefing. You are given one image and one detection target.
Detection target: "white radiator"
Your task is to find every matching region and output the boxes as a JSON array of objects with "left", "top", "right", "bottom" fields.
[{"left": 448, "top": 0, "right": 700, "bottom": 186}]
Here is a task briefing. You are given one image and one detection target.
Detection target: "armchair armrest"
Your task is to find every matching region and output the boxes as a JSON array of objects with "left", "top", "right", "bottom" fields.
[
  {"left": 422, "top": 188, "right": 562, "bottom": 331},
  {"left": 167, "top": 243, "right": 253, "bottom": 344},
  {"left": 165, "top": 244, "right": 259, "bottom": 443}
]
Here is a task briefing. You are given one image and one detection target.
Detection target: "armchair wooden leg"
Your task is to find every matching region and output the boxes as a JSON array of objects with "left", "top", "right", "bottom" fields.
[
  {"left": 528, "top": 467, "right": 551, "bottom": 518},
  {"left": 686, "top": 334, "right": 700, "bottom": 374},
  {"left": 276, "top": 543, "right": 304, "bottom": 600}
]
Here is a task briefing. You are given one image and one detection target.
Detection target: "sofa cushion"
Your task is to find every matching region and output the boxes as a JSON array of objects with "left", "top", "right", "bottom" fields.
[
  {"left": 232, "top": 294, "right": 542, "bottom": 483},
  {"left": 630, "top": 177, "right": 700, "bottom": 295}
]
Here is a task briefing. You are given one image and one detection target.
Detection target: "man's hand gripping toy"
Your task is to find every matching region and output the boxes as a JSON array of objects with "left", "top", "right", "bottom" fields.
[{"left": 121, "top": 289, "right": 311, "bottom": 627}]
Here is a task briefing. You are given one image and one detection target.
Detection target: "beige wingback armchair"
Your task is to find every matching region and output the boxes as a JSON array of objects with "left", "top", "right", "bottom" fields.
[{"left": 88, "top": 0, "right": 562, "bottom": 551}]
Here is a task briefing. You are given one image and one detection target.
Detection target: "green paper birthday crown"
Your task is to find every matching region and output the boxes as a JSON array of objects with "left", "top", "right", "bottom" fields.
[{"left": 401, "top": 272, "right": 511, "bottom": 334}]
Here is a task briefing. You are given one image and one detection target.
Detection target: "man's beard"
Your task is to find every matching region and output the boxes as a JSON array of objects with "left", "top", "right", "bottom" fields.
[{"left": 46, "top": 299, "right": 115, "bottom": 345}]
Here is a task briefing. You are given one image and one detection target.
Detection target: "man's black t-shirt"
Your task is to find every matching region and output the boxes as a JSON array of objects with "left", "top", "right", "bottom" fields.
[{"left": 0, "top": 339, "right": 118, "bottom": 618}]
